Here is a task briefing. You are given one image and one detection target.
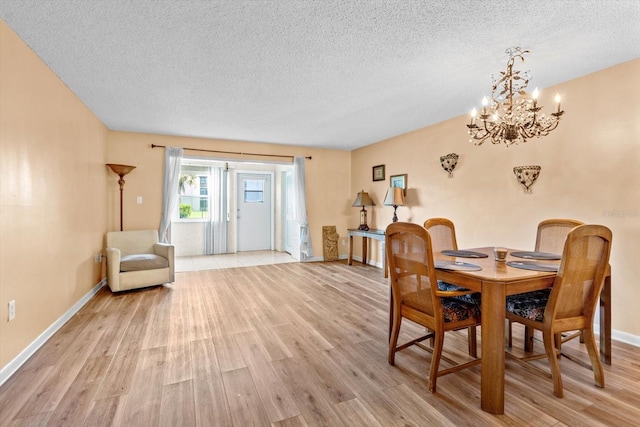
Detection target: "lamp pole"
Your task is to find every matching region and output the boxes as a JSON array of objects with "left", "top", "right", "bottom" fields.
[{"left": 107, "top": 164, "right": 136, "bottom": 231}]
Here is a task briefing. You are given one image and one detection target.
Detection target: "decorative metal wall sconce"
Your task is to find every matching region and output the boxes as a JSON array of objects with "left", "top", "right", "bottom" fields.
[
  {"left": 513, "top": 165, "right": 541, "bottom": 194},
  {"left": 440, "top": 153, "right": 459, "bottom": 178}
]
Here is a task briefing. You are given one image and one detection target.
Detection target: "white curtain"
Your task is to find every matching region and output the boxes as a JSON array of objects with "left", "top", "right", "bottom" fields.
[
  {"left": 209, "top": 166, "right": 228, "bottom": 254},
  {"left": 293, "top": 156, "right": 313, "bottom": 259},
  {"left": 158, "top": 147, "right": 183, "bottom": 243}
]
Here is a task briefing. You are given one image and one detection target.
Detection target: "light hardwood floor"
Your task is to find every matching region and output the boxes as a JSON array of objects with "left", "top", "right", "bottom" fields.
[{"left": 1, "top": 261, "right": 639, "bottom": 426}]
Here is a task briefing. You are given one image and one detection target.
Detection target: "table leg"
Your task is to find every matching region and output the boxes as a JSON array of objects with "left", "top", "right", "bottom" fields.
[
  {"left": 362, "top": 236, "right": 368, "bottom": 265},
  {"left": 600, "top": 274, "right": 611, "bottom": 365},
  {"left": 348, "top": 235, "right": 354, "bottom": 265},
  {"left": 481, "top": 280, "right": 506, "bottom": 414},
  {"left": 382, "top": 240, "right": 388, "bottom": 278}
]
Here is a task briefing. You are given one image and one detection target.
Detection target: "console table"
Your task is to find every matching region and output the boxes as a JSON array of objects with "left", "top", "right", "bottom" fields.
[{"left": 347, "top": 228, "right": 387, "bottom": 277}]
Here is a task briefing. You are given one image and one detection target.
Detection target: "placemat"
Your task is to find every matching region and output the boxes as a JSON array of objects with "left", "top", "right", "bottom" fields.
[
  {"left": 507, "top": 261, "right": 559, "bottom": 272},
  {"left": 435, "top": 261, "right": 482, "bottom": 271},
  {"left": 510, "top": 251, "right": 561, "bottom": 260},
  {"left": 441, "top": 250, "right": 488, "bottom": 258}
]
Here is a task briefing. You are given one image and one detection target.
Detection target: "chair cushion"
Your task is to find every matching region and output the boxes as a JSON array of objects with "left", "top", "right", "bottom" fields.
[
  {"left": 506, "top": 289, "right": 551, "bottom": 322},
  {"left": 438, "top": 281, "right": 481, "bottom": 305},
  {"left": 120, "top": 254, "right": 169, "bottom": 272},
  {"left": 404, "top": 289, "right": 480, "bottom": 323},
  {"left": 441, "top": 297, "right": 481, "bottom": 323}
]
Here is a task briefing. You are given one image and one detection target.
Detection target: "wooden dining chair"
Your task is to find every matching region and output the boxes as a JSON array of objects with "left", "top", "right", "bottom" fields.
[
  {"left": 505, "top": 224, "right": 612, "bottom": 398},
  {"left": 535, "top": 218, "right": 585, "bottom": 254},
  {"left": 509, "top": 219, "right": 585, "bottom": 349},
  {"left": 423, "top": 217, "right": 458, "bottom": 251},
  {"left": 386, "top": 222, "right": 481, "bottom": 393},
  {"left": 424, "top": 218, "right": 479, "bottom": 356}
]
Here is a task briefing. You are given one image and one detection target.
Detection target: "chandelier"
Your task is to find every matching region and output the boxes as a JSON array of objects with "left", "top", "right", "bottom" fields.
[{"left": 467, "top": 47, "right": 564, "bottom": 147}]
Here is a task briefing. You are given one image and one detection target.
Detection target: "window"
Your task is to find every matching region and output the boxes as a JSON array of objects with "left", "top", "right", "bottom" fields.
[
  {"left": 244, "top": 179, "right": 264, "bottom": 203},
  {"left": 178, "top": 166, "right": 210, "bottom": 219}
]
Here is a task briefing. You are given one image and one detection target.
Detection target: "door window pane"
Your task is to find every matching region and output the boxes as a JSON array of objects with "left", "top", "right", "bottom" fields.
[{"left": 244, "top": 179, "right": 264, "bottom": 203}]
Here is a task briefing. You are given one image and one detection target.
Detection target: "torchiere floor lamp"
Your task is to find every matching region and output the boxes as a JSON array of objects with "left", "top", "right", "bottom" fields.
[{"left": 107, "top": 164, "right": 136, "bottom": 231}]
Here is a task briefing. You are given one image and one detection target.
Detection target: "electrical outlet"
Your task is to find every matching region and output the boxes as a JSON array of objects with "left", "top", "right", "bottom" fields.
[
  {"left": 8, "top": 300, "right": 15, "bottom": 321},
  {"left": 94, "top": 254, "right": 102, "bottom": 263}
]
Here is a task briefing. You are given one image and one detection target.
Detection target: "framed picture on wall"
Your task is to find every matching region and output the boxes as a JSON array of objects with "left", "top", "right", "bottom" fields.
[
  {"left": 390, "top": 174, "right": 407, "bottom": 195},
  {"left": 373, "top": 165, "right": 385, "bottom": 181}
]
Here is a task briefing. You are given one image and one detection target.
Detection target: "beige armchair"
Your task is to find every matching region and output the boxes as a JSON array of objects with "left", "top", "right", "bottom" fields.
[{"left": 105, "top": 229, "right": 175, "bottom": 292}]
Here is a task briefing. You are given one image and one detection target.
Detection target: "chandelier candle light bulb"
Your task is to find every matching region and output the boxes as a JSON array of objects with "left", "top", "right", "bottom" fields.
[{"left": 532, "top": 88, "right": 539, "bottom": 108}]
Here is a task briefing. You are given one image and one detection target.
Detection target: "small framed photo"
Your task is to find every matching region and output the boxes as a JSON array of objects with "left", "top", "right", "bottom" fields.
[
  {"left": 390, "top": 174, "right": 407, "bottom": 195},
  {"left": 372, "top": 164, "right": 385, "bottom": 181}
]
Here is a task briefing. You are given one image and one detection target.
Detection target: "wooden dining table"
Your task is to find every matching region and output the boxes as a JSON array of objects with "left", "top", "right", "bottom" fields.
[{"left": 432, "top": 247, "right": 612, "bottom": 415}]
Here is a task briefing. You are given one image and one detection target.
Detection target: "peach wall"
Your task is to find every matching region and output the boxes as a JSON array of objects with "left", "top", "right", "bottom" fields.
[
  {"left": 106, "top": 131, "right": 353, "bottom": 258},
  {"left": 351, "top": 59, "right": 640, "bottom": 338},
  {"left": 0, "top": 21, "right": 109, "bottom": 369}
]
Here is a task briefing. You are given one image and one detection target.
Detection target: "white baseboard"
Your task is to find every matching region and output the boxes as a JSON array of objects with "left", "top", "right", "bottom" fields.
[
  {"left": 594, "top": 322, "right": 640, "bottom": 348},
  {"left": 349, "top": 255, "right": 383, "bottom": 269},
  {"left": 300, "top": 255, "right": 324, "bottom": 262},
  {"left": 0, "top": 279, "right": 106, "bottom": 387}
]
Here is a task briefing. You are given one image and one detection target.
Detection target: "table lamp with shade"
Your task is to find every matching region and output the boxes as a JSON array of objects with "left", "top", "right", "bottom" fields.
[
  {"left": 352, "top": 190, "right": 375, "bottom": 231},
  {"left": 383, "top": 187, "right": 405, "bottom": 222}
]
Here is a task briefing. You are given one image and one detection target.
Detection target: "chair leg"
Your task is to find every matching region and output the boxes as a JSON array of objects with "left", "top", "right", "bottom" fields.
[
  {"left": 524, "top": 326, "right": 534, "bottom": 352},
  {"left": 388, "top": 312, "right": 402, "bottom": 365},
  {"left": 507, "top": 319, "right": 513, "bottom": 347},
  {"left": 543, "top": 328, "right": 563, "bottom": 398},
  {"left": 583, "top": 328, "right": 605, "bottom": 389},
  {"left": 428, "top": 331, "right": 445, "bottom": 393},
  {"left": 554, "top": 333, "right": 563, "bottom": 355},
  {"left": 467, "top": 326, "right": 477, "bottom": 358}
]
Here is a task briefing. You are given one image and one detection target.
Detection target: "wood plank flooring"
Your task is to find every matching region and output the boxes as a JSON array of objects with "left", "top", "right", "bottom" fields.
[{"left": 1, "top": 261, "right": 639, "bottom": 426}]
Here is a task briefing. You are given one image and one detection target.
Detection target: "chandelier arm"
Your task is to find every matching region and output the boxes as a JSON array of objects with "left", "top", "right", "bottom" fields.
[
  {"left": 519, "top": 127, "right": 534, "bottom": 141},
  {"left": 538, "top": 120, "right": 561, "bottom": 134}
]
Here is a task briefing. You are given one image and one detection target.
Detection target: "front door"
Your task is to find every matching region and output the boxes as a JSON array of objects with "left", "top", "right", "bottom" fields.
[{"left": 236, "top": 172, "right": 272, "bottom": 251}]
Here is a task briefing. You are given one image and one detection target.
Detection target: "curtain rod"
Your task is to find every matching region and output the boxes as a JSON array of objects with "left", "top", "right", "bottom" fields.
[{"left": 151, "top": 144, "right": 311, "bottom": 160}]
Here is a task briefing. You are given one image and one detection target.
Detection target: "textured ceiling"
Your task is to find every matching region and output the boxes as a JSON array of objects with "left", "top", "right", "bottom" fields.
[{"left": 1, "top": 0, "right": 639, "bottom": 150}]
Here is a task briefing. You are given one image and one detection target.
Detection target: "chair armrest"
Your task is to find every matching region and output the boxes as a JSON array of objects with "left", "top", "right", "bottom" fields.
[
  {"left": 105, "top": 246, "right": 121, "bottom": 290},
  {"left": 154, "top": 243, "right": 175, "bottom": 282},
  {"left": 435, "top": 289, "right": 476, "bottom": 298},
  {"left": 154, "top": 243, "right": 173, "bottom": 259}
]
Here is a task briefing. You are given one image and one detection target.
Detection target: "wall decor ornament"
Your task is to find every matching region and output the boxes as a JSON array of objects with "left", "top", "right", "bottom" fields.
[
  {"left": 513, "top": 165, "right": 541, "bottom": 194},
  {"left": 372, "top": 164, "right": 385, "bottom": 181},
  {"left": 440, "top": 153, "right": 459, "bottom": 178},
  {"left": 389, "top": 174, "right": 407, "bottom": 195}
]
